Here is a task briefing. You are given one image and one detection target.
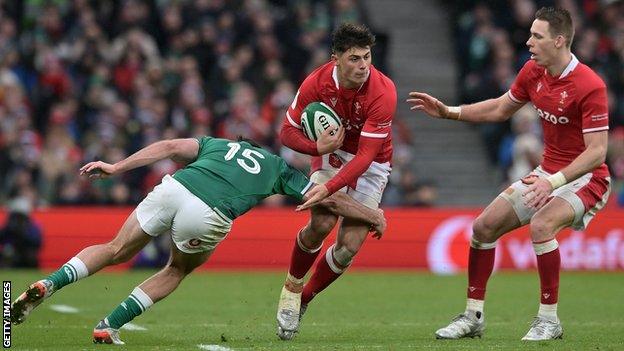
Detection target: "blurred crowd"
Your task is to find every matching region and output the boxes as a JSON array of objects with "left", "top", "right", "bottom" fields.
[
  {"left": 0, "top": 0, "right": 408, "bottom": 210},
  {"left": 453, "top": 0, "right": 624, "bottom": 206}
]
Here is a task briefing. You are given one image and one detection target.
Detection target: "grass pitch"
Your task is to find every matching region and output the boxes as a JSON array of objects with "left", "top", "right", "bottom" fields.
[{"left": 3, "top": 270, "right": 623, "bottom": 350}]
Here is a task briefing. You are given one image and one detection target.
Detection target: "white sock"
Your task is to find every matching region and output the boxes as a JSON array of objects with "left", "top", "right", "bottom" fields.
[
  {"left": 538, "top": 303, "right": 558, "bottom": 322},
  {"left": 286, "top": 273, "right": 304, "bottom": 285},
  {"left": 68, "top": 256, "right": 89, "bottom": 280},
  {"left": 130, "top": 287, "right": 154, "bottom": 311},
  {"left": 466, "top": 298, "right": 484, "bottom": 318},
  {"left": 325, "top": 245, "right": 346, "bottom": 274}
]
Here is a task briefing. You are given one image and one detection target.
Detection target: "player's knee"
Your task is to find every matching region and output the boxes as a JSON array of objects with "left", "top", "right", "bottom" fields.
[
  {"left": 529, "top": 216, "right": 557, "bottom": 242},
  {"left": 472, "top": 216, "right": 499, "bottom": 243},
  {"left": 164, "top": 260, "right": 194, "bottom": 277}
]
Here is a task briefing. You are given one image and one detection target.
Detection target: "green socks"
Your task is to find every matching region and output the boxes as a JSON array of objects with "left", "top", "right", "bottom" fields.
[
  {"left": 105, "top": 287, "right": 154, "bottom": 329},
  {"left": 45, "top": 257, "right": 89, "bottom": 291}
]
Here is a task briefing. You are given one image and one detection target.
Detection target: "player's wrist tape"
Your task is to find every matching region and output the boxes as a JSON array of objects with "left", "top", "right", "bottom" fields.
[
  {"left": 446, "top": 106, "right": 461, "bottom": 120},
  {"left": 546, "top": 171, "right": 567, "bottom": 189}
]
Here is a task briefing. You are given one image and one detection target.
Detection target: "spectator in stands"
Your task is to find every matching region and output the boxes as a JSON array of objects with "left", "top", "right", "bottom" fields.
[
  {"left": 504, "top": 105, "right": 543, "bottom": 183},
  {"left": 0, "top": 196, "right": 42, "bottom": 268},
  {"left": 383, "top": 170, "right": 438, "bottom": 207}
]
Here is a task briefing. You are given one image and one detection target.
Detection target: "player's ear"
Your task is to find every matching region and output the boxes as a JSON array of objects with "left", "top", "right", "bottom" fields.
[
  {"left": 554, "top": 35, "right": 565, "bottom": 49},
  {"left": 331, "top": 53, "right": 338, "bottom": 63}
]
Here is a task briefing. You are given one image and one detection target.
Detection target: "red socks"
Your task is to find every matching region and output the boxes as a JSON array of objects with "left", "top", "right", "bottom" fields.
[
  {"left": 467, "top": 239, "right": 496, "bottom": 300},
  {"left": 288, "top": 229, "right": 322, "bottom": 280},
  {"left": 287, "top": 230, "right": 346, "bottom": 304},
  {"left": 533, "top": 239, "right": 560, "bottom": 304},
  {"left": 302, "top": 246, "right": 344, "bottom": 304},
  {"left": 464, "top": 237, "right": 560, "bottom": 312}
]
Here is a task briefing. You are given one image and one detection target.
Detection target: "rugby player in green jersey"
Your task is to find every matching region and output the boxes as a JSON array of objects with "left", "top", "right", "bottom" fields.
[{"left": 11, "top": 135, "right": 385, "bottom": 345}]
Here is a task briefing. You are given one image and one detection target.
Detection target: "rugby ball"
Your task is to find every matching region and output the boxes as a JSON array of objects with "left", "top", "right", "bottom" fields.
[{"left": 300, "top": 102, "right": 342, "bottom": 141}]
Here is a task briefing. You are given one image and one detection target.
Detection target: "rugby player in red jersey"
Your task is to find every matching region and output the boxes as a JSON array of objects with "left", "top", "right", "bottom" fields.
[
  {"left": 276, "top": 23, "right": 397, "bottom": 340},
  {"left": 408, "top": 7, "right": 610, "bottom": 341}
]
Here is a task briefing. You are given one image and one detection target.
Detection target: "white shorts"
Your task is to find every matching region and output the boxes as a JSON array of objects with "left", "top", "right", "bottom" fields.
[
  {"left": 499, "top": 166, "right": 611, "bottom": 230},
  {"left": 311, "top": 150, "right": 391, "bottom": 209},
  {"left": 136, "top": 175, "right": 232, "bottom": 254}
]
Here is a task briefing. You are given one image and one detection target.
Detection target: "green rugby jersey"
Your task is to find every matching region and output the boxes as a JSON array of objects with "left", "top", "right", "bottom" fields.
[{"left": 173, "top": 137, "right": 313, "bottom": 221}]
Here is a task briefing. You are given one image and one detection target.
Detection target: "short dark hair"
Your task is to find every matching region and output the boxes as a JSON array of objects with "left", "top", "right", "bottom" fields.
[
  {"left": 236, "top": 135, "right": 261, "bottom": 148},
  {"left": 535, "top": 7, "right": 574, "bottom": 48},
  {"left": 331, "top": 23, "right": 376, "bottom": 54}
]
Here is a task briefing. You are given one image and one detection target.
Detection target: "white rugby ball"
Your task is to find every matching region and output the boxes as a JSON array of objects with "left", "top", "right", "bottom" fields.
[{"left": 300, "top": 102, "right": 342, "bottom": 141}]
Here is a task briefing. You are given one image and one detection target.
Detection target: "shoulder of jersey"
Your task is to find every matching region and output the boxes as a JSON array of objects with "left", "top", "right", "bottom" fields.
[
  {"left": 522, "top": 59, "right": 542, "bottom": 75},
  {"left": 512, "top": 59, "right": 542, "bottom": 83},
  {"left": 373, "top": 66, "right": 396, "bottom": 90},
  {"left": 573, "top": 62, "right": 607, "bottom": 91},
  {"left": 306, "top": 62, "right": 335, "bottom": 85}
]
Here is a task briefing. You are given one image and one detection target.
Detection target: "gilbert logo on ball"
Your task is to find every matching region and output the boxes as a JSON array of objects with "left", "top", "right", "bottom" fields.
[{"left": 300, "top": 102, "right": 342, "bottom": 141}]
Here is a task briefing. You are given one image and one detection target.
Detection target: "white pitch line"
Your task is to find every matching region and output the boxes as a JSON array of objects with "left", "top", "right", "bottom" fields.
[
  {"left": 197, "top": 344, "right": 235, "bottom": 351},
  {"left": 49, "top": 304, "right": 80, "bottom": 313},
  {"left": 121, "top": 323, "right": 147, "bottom": 331}
]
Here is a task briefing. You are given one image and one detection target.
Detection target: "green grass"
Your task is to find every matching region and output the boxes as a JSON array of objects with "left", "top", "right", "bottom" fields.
[{"left": 2, "top": 270, "right": 623, "bottom": 350}]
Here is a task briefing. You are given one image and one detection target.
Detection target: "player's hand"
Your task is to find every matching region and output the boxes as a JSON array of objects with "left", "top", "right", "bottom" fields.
[
  {"left": 316, "top": 126, "right": 344, "bottom": 155},
  {"left": 521, "top": 173, "right": 539, "bottom": 185},
  {"left": 406, "top": 92, "right": 449, "bottom": 118},
  {"left": 370, "top": 209, "right": 386, "bottom": 240},
  {"left": 79, "top": 161, "right": 117, "bottom": 179},
  {"left": 297, "top": 185, "right": 330, "bottom": 211},
  {"left": 522, "top": 178, "right": 553, "bottom": 209}
]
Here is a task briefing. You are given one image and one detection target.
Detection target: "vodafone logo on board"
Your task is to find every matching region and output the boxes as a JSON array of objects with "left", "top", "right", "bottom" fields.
[
  {"left": 426, "top": 216, "right": 501, "bottom": 275},
  {"left": 425, "top": 215, "right": 624, "bottom": 273}
]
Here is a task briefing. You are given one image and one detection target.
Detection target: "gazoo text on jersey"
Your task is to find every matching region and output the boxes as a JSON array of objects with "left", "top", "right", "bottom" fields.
[{"left": 535, "top": 106, "right": 569, "bottom": 125}]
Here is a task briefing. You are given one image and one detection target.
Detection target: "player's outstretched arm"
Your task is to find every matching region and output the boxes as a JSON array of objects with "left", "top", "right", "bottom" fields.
[
  {"left": 80, "top": 138, "right": 199, "bottom": 178},
  {"left": 297, "top": 184, "right": 329, "bottom": 210},
  {"left": 406, "top": 92, "right": 522, "bottom": 123},
  {"left": 406, "top": 91, "right": 456, "bottom": 119},
  {"left": 297, "top": 185, "right": 387, "bottom": 239},
  {"left": 321, "top": 191, "right": 386, "bottom": 239}
]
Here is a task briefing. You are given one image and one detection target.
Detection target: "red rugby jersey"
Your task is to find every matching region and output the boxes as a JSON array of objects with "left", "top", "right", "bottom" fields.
[
  {"left": 508, "top": 55, "right": 609, "bottom": 178},
  {"left": 281, "top": 61, "right": 397, "bottom": 193}
]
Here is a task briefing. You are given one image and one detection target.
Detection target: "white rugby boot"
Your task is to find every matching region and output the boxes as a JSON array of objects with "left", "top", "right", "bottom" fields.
[
  {"left": 521, "top": 317, "right": 563, "bottom": 340},
  {"left": 277, "top": 302, "right": 308, "bottom": 341},
  {"left": 11, "top": 279, "right": 54, "bottom": 324},
  {"left": 276, "top": 286, "right": 302, "bottom": 340},
  {"left": 435, "top": 311, "right": 485, "bottom": 339},
  {"left": 93, "top": 319, "right": 125, "bottom": 345}
]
